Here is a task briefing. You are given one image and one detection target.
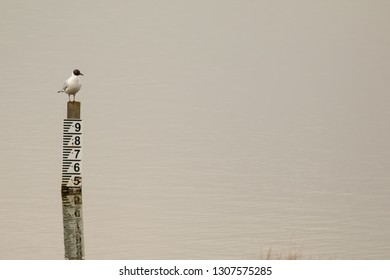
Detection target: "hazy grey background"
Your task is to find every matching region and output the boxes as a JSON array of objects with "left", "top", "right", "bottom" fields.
[{"left": 0, "top": 0, "right": 389, "bottom": 259}]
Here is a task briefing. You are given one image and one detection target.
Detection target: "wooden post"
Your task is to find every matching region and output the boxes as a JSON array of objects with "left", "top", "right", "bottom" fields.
[
  {"left": 67, "top": 101, "right": 81, "bottom": 119},
  {"left": 61, "top": 101, "right": 85, "bottom": 260}
]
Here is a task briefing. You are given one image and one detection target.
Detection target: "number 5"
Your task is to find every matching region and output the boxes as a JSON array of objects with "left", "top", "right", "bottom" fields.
[{"left": 73, "top": 176, "right": 82, "bottom": 185}]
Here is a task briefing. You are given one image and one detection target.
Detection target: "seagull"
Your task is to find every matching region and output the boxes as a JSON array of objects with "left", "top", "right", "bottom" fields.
[{"left": 58, "top": 69, "right": 84, "bottom": 102}]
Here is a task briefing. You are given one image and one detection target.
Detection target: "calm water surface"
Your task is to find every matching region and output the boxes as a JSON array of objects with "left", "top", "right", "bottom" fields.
[{"left": 1, "top": 1, "right": 390, "bottom": 259}]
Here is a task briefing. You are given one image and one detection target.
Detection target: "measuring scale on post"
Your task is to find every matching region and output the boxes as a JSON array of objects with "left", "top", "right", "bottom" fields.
[
  {"left": 61, "top": 117, "right": 85, "bottom": 259},
  {"left": 62, "top": 119, "right": 82, "bottom": 191}
]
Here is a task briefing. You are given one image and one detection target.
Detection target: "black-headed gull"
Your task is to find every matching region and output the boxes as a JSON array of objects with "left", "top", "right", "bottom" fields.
[{"left": 58, "top": 69, "right": 84, "bottom": 102}]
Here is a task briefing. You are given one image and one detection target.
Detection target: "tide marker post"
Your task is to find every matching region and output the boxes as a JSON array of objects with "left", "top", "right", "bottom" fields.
[{"left": 61, "top": 101, "right": 85, "bottom": 260}]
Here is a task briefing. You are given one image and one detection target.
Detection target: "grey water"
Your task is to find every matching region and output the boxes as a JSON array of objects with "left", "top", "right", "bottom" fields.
[{"left": 1, "top": 1, "right": 390, "bottom": 259}]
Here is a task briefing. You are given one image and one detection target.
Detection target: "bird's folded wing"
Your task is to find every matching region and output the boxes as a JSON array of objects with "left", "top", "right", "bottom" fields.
[{"left": 59, "top": 81, "right": 68, "bottom": 92}]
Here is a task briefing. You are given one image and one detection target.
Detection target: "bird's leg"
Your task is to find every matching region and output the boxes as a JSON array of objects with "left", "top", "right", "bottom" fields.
[{"left": 68, "top": 95, "right": 71, "bottom": 102}]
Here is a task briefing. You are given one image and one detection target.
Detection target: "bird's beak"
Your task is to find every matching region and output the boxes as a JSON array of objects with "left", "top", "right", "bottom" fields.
[{"left": 80, "top": 73, "right": 84, "bottom": 76}]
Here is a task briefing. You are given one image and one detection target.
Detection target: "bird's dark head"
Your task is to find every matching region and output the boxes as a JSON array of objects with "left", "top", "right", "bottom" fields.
[{"left": 73, "top": 69, "right": 84, "bottom": 76}]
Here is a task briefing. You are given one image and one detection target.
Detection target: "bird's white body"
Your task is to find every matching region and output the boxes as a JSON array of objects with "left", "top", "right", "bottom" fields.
[{"left": 58, "top": 69, "right": 83, "bottom": 101}]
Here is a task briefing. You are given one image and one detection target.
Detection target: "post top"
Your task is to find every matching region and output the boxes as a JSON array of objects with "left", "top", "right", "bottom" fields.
[{"left": 67, "top": 101, "right": 81, "bottom": 119}]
